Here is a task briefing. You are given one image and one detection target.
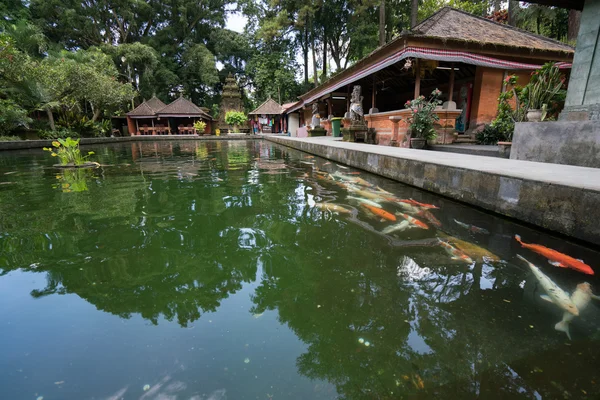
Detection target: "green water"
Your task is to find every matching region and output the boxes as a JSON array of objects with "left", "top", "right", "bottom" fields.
[{"left": 1, "top": 140, "right": 599, "bottom": 400}]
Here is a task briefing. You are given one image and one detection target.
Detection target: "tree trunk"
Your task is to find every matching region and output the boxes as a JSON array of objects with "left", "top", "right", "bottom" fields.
[
  {"left": 508, "top": 0, "right": 519, "bottom": 26},
  {"left": 46, "top": 108, "right": 55, "bottom": 131},
  {"left": 322, "top": 34, "right": 327, "bottom": 78},
  {"left": 303, "top": 24, "right": 309, "bottom": 85},
  {"left": 92, "top": 107, "right": 102, "bottom": 122},
  {"left": 411, "top": 0, "right": 418, "bottom": 28},
  {"left": 379, "top": 0, "right": 386, "bottom": 46},
  {"left": 568, "top": 10, "right": 581, "bottom": 42},
  {"left": 312, "top": 42, "right": 318, "bottom": 88},
  {"left": 493, "top": 0, "right": 501, "bottom": 12}
]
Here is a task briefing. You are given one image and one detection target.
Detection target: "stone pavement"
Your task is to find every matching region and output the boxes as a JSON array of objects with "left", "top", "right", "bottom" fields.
[{"left": 265, "top": 135, "right": 600, "bottom": 246}]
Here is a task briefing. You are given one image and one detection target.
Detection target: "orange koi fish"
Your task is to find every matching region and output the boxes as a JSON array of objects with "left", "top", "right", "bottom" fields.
[
  {"left": 401, "top": 199, "right": 439, "bottom": 209},
  {"left": 347, "top": 172, "right": 361, "bottom": 175},
  {"left": 418, "top": 210, "right": 442, "bottom": 228},
  {"left": 439, "top": 239, "right": 473, "bottom": 263},
  {"left": 514, "top": 235, "right": 594, "bottom": 275},
  {"left": 397, "top": 213, "right": 429, "bottom": 229},
  {"left": 362, "top": 204, "right": 396, "bottom": 221}
]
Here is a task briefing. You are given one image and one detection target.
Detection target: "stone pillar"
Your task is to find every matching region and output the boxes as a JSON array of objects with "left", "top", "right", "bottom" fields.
[
  {"left": 389, "top": 116, "right": 402, "bottom": 147},
  {"left": 126, "top": 116, "right": 136, "bottom": 136},
  {"left": 561, "top": 0, "right": 600, "bottom": 121}
]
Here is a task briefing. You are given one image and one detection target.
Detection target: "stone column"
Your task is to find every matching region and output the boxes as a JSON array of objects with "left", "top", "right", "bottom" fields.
[
  {"left": 561, "top": 0, "right": 600, "bottom": 121},
  {"left": 389, "top": 116, "right": 402, "bottom": 147}
]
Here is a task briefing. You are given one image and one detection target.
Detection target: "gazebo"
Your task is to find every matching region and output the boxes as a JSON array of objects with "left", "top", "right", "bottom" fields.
[
  {"left": 248, "top": 98, "right": 283, "bottom": 134},
  {"left": 126, "top": 95, "right": 167, "bottom": 135},
  {"left": 284, "top": 7, "right": 574, "bottom": 146},
  {"left": 156, "top": 95, "right": 213, "bottom": 135}
]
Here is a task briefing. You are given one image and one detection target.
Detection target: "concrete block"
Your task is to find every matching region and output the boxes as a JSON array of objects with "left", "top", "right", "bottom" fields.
[{"left": 511, "top": 121, "right": 600, "bottom": 167}]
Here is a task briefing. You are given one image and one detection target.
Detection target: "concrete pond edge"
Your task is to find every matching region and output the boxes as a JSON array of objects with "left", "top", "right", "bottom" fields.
[{"left": 265, "top": 136, "right": 600, "bottom": 247}]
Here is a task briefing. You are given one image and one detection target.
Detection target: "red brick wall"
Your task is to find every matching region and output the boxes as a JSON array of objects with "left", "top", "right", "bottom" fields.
[
  {"left": 469, "top": 67, "right": 504, "bottom": 130},
  {"left": 469, "top": 67, "right": 533, "bottom": 131}
]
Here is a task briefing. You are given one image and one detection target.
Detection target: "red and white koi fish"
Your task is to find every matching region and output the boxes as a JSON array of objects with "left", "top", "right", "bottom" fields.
[
  {"left": 418, "top": 210, "right": 442, "bottom": 228},
  {"left": 397, "top": 213, "right": 429, "bottom": 229},
  {"left": 454, "top": 219, "right": 489, "bottom": 234},
  {"left": 438, "top": 239, "right": 473, "bottom": 263},
  {"left": 516, "top": 254, "right": 579, "bottom": 316},
  {"left": 554, "top": 282, "right": 600, "bottom": 340},
  {"left": 401, "top": 199, "right": 439, "bottom": 210},
  {"left": 515, "top": 235, "right": 594, "bottom": 275}
]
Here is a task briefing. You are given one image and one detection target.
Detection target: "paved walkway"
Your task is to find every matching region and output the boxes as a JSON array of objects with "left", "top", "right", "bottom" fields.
[
  {"left": 278, "top": 136, "right": 600, "bottom": 191},
  {"left": 429, "top": 144, "right": 500, "bottom": 158}
]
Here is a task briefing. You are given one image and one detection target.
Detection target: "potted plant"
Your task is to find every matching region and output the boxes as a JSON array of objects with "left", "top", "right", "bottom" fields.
[
  {"left": 525, "top": 63, "right": 565, "bottom": 122},
  {"left": 404, "top": 89, "right": 442, "bottom": 149},
  {"left": 193, "top": 120, "right": 207, "bottom": 135}
]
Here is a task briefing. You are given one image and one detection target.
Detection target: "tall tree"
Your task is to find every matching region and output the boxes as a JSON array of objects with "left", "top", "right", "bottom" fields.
[
  {"left": 379, "top": 0, "right": 386, "bottom": 46},
  {"left": 411, "top": 0, "right": 418, "bottom": 28},
  {"left": 567, "top": 10, "right": 581, "bottom": 42}
]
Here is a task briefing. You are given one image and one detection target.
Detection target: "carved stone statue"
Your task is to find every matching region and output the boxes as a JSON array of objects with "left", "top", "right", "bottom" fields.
[
  {"left": 311, "top": 102, "right": 321, "bottom": 128},
  {"left": 349, "top": 85, "right": 365, "bottom": 126}
]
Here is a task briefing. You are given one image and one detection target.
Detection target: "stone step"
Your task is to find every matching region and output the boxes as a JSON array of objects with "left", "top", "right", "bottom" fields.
[{"left": 455, "top": 138, "right": 478, "bottom": 143}]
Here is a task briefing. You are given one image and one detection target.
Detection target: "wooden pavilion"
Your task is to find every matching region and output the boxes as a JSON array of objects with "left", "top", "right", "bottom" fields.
[
  {"left": 126, "top": 95, "right": 213, "bottom": 135},
  {"left": 284, "top": 7, "right": 574, "bottom": 146},
  {"left": 156, "top": 95, "right": 213, "bottom": 135},
  {"left": 248, "top": 98, "right": 283, "bottom": 134},
  {"left": 126, "top": 96, "right": 167, "bottom": 135}
]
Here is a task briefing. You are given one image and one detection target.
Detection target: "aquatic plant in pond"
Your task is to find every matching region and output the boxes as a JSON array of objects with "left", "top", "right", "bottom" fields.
[{"left": 43, "top": 137, "right": 95, "bottom": 166}]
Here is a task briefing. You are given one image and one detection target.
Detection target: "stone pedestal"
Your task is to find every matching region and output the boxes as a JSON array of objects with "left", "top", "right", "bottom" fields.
[
  {"left": 308, "top": 127, "right": 327, "bottom": 137},
  {"left": 341, "top": 124, "right": 368, "bottom": 142},
  {"left": 389, "top": 116, "right": 403, "bottom": 147}
]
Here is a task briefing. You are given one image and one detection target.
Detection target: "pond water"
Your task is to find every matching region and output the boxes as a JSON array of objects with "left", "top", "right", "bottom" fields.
[{"left": 1, "top": 140, "right": 599, "bottom": 400}]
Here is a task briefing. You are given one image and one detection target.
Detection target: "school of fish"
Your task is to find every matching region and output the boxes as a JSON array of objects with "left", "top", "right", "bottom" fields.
[{"left": 304, "top": 160, "right": 598, "bottom": 340}]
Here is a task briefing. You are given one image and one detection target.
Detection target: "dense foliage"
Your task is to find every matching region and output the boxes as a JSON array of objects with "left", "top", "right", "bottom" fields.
[{"left": 0, "top": 0, "right": 578, "bottom": 138}]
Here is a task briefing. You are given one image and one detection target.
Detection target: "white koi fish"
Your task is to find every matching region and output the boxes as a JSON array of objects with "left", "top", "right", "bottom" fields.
[
  {"left": 381, "top": 220, "right": 411, "bottom": 234},
  {"left": 315, "top": 203, "right": 352, "bottom": 214},
  {"left": 554, "top": 282, "right": 600, "bottom": 340},
  {"left": 347, "top": 196, "right": 382, "bottom": 208},
  {"left": 516, "top": 255, "right": 579, "bottom": 316}
]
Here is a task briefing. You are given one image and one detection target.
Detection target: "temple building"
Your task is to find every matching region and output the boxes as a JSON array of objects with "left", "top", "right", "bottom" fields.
[
  {"left": 218, "top": 73, "right": 244, "bottom": 132},
  {"left": 283, "top": 7, "right": 574, "bottom": 146}
]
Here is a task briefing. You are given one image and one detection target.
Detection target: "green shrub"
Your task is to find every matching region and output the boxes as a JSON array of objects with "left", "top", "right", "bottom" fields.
[
  {"left": 38, "top": 128, "right": 80, "bottom": 140},
  {"left": 0, "top": 135, "right": 22, "bottom": 141},
  {"left": 476, "top": 125, "right": 503, "bottom": 145},
  {"left": 225, "top": 111, "right": 247, "bottom": 127},
  {"left": 193, "top": 120, "right": 207, "bottom": 133},
  {"left": 0, "top": 99, "right": 31, "bottom": 136}
]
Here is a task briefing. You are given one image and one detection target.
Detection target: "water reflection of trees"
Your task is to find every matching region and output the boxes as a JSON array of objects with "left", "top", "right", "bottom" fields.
[
  {"left": 0, "top": 140, "right": 303, "bottom": 327},
  {"left": 249, "top": 212, "right": 600, "bottom": 399}
]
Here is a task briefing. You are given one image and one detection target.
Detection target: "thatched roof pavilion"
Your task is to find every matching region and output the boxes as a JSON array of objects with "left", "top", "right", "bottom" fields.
[
  {"left": 249, "top": 99, "right": 283, "bottom": 134},
  {"left": 284, "top": 7, "right": 574, "bottom": 144}
]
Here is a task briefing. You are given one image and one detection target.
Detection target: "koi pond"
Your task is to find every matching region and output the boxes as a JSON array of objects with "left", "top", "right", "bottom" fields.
[{"left": 1, "top": 140, "right": 599, "bottom": 400}]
